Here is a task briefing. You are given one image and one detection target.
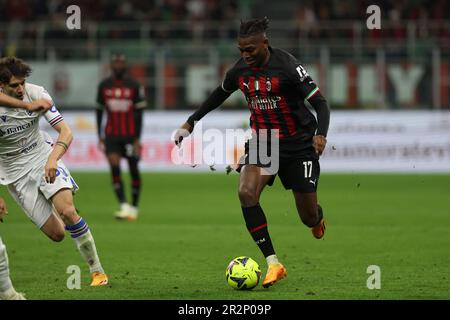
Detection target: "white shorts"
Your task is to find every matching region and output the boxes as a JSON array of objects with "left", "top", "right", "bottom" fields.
[{"left": 7, "top": 160, "right": 79, "bottom": 229}]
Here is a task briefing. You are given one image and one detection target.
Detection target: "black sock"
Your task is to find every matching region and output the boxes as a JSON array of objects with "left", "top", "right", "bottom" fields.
[
  {"left": 241, "top": 205, "right": 275, "bottom": 258},
  {"left": 131, "top": 179, "right": 141, "bottom": 207},
  {"left": 111, "top": 166, "right": 126, "bottom": 203},
  {"left": 128, "top": 158, "right": 141, "bottom": 207}
]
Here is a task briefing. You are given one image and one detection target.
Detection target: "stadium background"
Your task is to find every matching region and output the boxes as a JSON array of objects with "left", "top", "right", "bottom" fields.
[{"left": 0, "top": 0, "right": 449, "bottom": 300}]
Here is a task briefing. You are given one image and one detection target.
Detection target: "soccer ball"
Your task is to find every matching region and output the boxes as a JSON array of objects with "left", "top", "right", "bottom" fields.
[{"left": 225, "top": 256, "right": 262, "bottom": 290}]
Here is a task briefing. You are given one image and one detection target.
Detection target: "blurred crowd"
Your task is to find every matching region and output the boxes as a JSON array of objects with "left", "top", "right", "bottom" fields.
[
  {"left": 0, "top": 0, "right": 239, "bottom": 23},
  {"left": 292, "top": 0, "right": 450, "bottom": 41},
  {"left": 1, "top": 0, "right": 449, "bottom": 58}
]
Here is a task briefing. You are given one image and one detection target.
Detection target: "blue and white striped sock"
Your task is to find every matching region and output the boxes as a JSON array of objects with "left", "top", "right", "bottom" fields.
[
  {"left": 65, "top": 217, "right": 89, "bottom": 238},
  {"left": 65, "top": 218, "right": 104, "bottom": 274}
]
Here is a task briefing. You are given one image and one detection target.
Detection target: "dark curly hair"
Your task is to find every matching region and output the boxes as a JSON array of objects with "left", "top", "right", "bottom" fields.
[
  {"left": 239, "top": 17, "right": 269, "bottom": 37},
  {"left": 0, "top": 57, "right": 32, "bottom": 84}
]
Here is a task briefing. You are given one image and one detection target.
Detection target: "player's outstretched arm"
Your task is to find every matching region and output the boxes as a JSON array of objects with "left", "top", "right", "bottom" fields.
[
  {"left": 173, "top": 86, "right": 232, "bottom": 147},
  {"left": 45, "top": 120, "right": 73, "bottom": 183},
  {"left": 0, "top": 92, "right": 52, "bottom": 112}
]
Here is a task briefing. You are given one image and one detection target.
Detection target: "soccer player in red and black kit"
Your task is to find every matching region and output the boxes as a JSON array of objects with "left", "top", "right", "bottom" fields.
[
  {"left": 96, "top": 53, "right": 146, "bottom": 221},
  {"left": 174, "top": 17, "right": 330, "bottom": 288}
]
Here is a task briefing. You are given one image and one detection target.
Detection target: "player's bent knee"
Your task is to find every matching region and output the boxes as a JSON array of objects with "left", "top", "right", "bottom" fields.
[
  {"left": 59, "top": 206, "right": 79, "bottom": 224},
  {"left": 238, "top": 187, "right": 258, "bottom": 206},
  {"left": 48, "top": 229, "right": 65, "bottom": 242}
]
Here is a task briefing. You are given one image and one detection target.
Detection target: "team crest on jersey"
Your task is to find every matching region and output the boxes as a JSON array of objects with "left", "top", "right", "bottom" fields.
[
  {"left": 266, "top": 79, "right": 272, "bottom": 92},
  {"left": 0, "top": 115, "right": 6, "bottom": 122}
]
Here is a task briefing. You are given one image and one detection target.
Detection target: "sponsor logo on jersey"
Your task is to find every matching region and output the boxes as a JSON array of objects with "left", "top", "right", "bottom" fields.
[
  {"left": 107, "top": 98, "right": 132, "bottom": 112},
  {"left": 246, "top": 95, "right": 281, "bottom": 111},
  {"left": 22, "top": 141, "right": 37, "bottom": 154},
  {"left": 4, "top": 118, "right": 38, "bottom": 136}
]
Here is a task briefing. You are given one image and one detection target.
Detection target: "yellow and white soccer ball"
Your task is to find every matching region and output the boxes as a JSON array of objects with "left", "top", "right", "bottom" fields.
[{"left": 225, "top": 256, "right": 261, "bottom": 290}]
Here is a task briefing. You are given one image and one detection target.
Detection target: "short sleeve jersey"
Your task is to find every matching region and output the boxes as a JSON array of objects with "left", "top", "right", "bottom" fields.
[
  {"left": 97, "top": 77, "right": 146, "bottom": 138},
  {"left": 0, "top": 83, "right": 63, "bottom": 184}
]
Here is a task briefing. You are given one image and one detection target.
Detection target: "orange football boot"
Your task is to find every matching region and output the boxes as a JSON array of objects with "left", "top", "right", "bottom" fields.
[
  {"left": 90, "top": 272, "right": 109, "bottom": 286},
  {"left": 262, "top": 263, "right": 287, "bottom": 288},
  {"left": 311, "top": 218, "right": 326, "bottom": 239}
]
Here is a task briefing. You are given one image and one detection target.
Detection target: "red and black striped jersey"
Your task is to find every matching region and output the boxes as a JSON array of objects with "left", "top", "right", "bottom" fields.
[
  {"left": 222, "top": 47, "right": 320, "bottom": 143},
  {"left": 97, "top": 77, "right": 146, "bottom": 138}
]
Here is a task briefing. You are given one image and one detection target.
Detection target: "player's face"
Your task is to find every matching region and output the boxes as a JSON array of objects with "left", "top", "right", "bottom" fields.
[
  {"left": 111, "top": 59, "right": 127, "bottom": 78},
  {"left": 238, "top": 33, "right": 269, "bottom": 67},
  {"left": 1, "top": 76, "right": 26, "bottom": 100}
]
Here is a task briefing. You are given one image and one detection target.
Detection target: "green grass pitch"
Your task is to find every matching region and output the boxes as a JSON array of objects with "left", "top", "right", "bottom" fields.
[{"left": 1, "top": 172, "right": 449, "bottom": 300}]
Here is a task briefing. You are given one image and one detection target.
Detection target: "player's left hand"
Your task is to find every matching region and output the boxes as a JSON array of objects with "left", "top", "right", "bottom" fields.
[
  {"left": 44, "top": 158, "right": 58, "bottom": 184},
  {"left": 0, "top": 197, "right": 8, "bottom": 222},
  {"left": 173, "top": 122, "right": 194, "bottom": 147},
  {"left": 312, "top": 135, "right": 327, "bottom": 156}
]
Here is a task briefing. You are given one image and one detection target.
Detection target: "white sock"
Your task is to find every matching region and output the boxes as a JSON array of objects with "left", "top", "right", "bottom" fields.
[
  {"left": 65, "top": 218, "right": 104, "bottom": 274},
  {"left": 266, "top": 254, "right": 280, "bottom": 266},
  {"left": 0, "top": 287, "right": 19, "bottom": 300},
  {"left": 0, "top": 241, "right": 13, "bottom": 293}
]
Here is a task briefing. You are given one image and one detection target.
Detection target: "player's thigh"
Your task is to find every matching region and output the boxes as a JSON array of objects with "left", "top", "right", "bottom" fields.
[
  {"left": 278, "top": 158, "right": 320, "bottom": 192},
  {"left": 105, "top": 137, "right": 125, "bottom": 163},
  {"left": 239, "top": 164, "right": 274, "bottom": 196},
  {"left": 6, "top": 172, "right": 53, "bottom": 229},
  {"left": 124, "top": 140, "right": 140, "bottom": 161}
]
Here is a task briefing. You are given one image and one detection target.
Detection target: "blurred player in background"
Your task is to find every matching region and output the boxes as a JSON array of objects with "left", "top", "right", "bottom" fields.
[
  {"left": 96, "top": 53, "right": 146, "bottom": 221},
  {"left": 0, "top": 57, "right": 108, "bottom": 287},
  {"left": 0, "top": 197, "right": 25, "bottom": 300},
  {"left": 174, "top": 17, "right": 330, "bottom": 288}
]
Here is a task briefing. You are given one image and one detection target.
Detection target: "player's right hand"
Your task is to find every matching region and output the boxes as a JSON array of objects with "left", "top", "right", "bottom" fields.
[
  {"left": 98, "top": 138, "right": 106, "bottom": 152},
  {"left": 312, "top": 135, "right": 327, "bottom": 156},
  {"left": 25, "top": 99, "right": 53, "bottom": 112},
  {"left": 173, "top": 122, "right": 193, "bottom": 147},
  {"left": 0, "top": 197, "right": 8, "bottom": 223},
  {"left": 44, "top": 158, "right": 58, "bottom": 184}
]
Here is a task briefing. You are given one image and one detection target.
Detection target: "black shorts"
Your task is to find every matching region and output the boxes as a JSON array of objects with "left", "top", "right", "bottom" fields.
[
  {"left": 276, "top": 156, "right": 320, "bottom": 192},
  {"left": 237, "top": 140, "right": 320, "bottom": 193},
  {"left": 105, "top": 136, "right": 140, "bottom": 160}
]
